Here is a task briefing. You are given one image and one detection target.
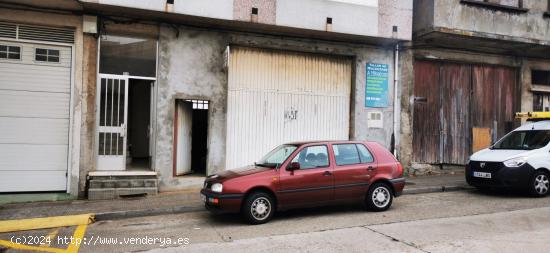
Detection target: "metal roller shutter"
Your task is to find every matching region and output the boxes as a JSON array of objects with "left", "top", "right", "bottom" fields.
[
  {"left": 0, "top": 41, "right": 72, "bottom": 192},
  {"left": 226, "top": 47, "right": 352, "bottom": 169}
]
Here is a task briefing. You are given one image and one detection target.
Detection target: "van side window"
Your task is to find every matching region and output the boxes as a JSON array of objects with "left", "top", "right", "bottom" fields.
[
  {"left": 333, "top": 144, "right": 360, "bottom": 166},
  {"left": 291, "top": 145, "right": 329, "bottom": 169},
  {"left": 356, "top": 144, "right": 374, "bottom": 163}
]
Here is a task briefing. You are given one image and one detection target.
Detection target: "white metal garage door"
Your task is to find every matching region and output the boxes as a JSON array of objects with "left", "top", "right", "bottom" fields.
[
  {"left": 0, "top": 41, "right": 72, "bottom": 192},
  {"left": 226, "top": 47, "right": 352, "bottom": 169}
]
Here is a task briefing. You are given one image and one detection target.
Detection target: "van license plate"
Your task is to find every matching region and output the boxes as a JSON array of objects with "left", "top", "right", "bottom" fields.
[{"left": 473, "top": 171, "right": 492, "bottom": 178}]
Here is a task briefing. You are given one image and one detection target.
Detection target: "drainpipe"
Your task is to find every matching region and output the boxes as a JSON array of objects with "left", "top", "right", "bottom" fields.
[{"left": 393, "top": 42, "right": 400, "bottom": 158}]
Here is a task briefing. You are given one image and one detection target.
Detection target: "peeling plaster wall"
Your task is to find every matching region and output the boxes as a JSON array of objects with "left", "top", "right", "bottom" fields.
[
  {"left": 156, "top": 25, "right": 397, "bottom": 191},
  {"left": 431, "top": 0, "right": 550, "bottom": 42}
]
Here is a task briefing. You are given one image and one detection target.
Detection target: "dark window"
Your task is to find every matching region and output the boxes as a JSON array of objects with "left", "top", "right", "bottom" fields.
[
  {"left": 185, "top": 99, "right": 209, "bottom": 110},
  {"left": 35, "top": 48, "right": 60, "bottom": 62},
  {"left": 356, "top": 144, "right": 374, "bottom": 163},
  {"left": 166, "top": 0, "right": 174, "bottom": 4},
  {"left": 493, "top": 130, "right": 550, "bottom": 150},
  {"left": 532, "top": 70, "right": 550, "bottom": 85},
  {"left": 0, "top": 45, "right": 21, "bottom": 60},
  {"left": 533, "top": 93, "right": 550, "bottom": 112},
  {"left": 291, "top": 145, "right": 329, "bottom": 169},
  {"left": 251, "top": 7, "right": 258, "bottom": 15},
  {"left": 100, "top": 35, "right": 157, "bottom": 77},
  {"left": 333, "top": 144, "right": 360, "bottom": 166}
]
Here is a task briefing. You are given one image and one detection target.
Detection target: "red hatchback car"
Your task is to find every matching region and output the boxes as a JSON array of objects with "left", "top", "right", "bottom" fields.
[{"left": 200, "top": 141, "right": 405, "bottom": 224}]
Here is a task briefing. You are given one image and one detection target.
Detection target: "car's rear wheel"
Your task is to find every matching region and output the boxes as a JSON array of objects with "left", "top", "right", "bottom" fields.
[
  {"left": 242, "top": 192, "right": 275, "bottom": 224},
  {"left": 530, "top": 171, "right": 550, "bottom": 197},
  {"left": 365, "top": 183, "right": 393, "bottom": 211}
]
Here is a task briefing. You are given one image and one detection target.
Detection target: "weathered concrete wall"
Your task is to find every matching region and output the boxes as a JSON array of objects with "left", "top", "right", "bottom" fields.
[
  {"left": 398, "top": 46, "right": 414, "bottom": 171},
  {"left": 0, "top": 8, "right": 84, "bottom": 196},
  {"left": 412, "top": 0, "right": 434, "bottom": 34},
  {"left": 156, "top": 25, "right": 397, "bottom": 191},
  {"left": 399, "top": 47, "right": 550, "bottom": 175},
  {"left": 79, "top": 34, "right": 97, "bottom": 197},
  {"left": 416, "top": 0, "right": 550, "bottom": 43}
]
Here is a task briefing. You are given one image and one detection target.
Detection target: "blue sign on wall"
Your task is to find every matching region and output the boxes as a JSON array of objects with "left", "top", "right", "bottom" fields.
[{"left": 365, "top": 63, "right": 389, "bottom": 108}]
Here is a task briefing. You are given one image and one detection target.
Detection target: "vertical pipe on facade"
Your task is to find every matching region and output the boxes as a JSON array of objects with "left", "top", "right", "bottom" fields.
[{"left": 393, "top": 43, "right": 400, "bottom": 158}]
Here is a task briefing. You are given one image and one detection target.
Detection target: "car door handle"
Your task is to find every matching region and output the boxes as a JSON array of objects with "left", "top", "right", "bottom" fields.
[
  {"left": 367, "top": 166, "right": 376, "bottom": 171},
  {"left": 323, "top": 171, "right": 333, "bottom": 176}
]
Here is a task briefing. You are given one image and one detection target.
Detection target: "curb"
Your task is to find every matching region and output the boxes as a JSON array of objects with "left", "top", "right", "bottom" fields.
[
  {"left": 403, "top": 185, "right": 473, "bottom": 195},
  {"left": 95, "top": 204, "right": 205, "bottom": 221}
]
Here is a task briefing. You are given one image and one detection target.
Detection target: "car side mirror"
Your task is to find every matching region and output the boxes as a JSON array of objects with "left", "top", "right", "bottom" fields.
[{"left": 287, "top": 162, "right": 300, "bottom": 171}]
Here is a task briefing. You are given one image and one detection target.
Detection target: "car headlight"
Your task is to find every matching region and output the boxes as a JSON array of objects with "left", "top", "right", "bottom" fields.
[
  {"left": 211, "top": 183, "right": 223, "bottom": 193},
  {"left": 503, "top": 157, "right": 527, "bottom": 168}
]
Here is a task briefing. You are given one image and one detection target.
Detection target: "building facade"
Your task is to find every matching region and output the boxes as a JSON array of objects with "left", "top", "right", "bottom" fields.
[
  {"left": 401, "top": 0, "right": 550, "bottom": 175},
  {"left": 0, "top": 0, "right": 412, "bottom": 198}
]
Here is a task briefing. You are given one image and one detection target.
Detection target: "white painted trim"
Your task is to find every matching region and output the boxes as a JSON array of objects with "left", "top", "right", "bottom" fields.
[
  {"left": 99, "top": 73, "right": 156, "bottom": 80},
  {"left": 88, "top": 171, "right": 157, "bottom": 176}
]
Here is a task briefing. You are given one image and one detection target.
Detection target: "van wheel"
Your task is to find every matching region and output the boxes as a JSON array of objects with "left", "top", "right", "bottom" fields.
[
  {"left": 242, "top": 192, "right": 274, "bottom": 224},
  {"left": 365, "top": 183, "right": 393, "bottom": 211},
  {"left": 530, "top": 171, "right": 550, "bottom": 197}
]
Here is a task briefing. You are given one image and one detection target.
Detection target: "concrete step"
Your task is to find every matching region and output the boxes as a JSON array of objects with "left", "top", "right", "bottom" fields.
[
  {"left": 87, "top": 175, "right": 159, "bottom": 200},
  {"left": 89, "top": 179, "right": 157, "bottom": 189}
]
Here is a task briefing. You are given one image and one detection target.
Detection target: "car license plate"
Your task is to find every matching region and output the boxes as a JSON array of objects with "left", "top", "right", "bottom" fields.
[
  {"left": 200, "top": 193, "right": 207, "bottom": 202},
  {"left": 473, "top": 171, "right": 492, "bottom": 179}
]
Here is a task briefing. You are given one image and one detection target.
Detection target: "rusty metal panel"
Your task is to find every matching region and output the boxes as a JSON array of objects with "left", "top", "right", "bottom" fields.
[
  {"left": 495, "top": 67, "right": 518, "bottom": 138},
  {"left": 441, "top": 63, "right": 471, "bottom": 165},
  {"left": 413, "top": 60, "right": 441, "bottom": 164},
  {"left": 472, "top": 65, "right": 497, "bottom": 130},
  {"left": 472, "top": 65, "right": 518, "bottom": 143}
]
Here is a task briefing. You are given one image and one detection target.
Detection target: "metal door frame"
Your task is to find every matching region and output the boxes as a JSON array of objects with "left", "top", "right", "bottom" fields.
[{"left": 95, "top": 74, "right": 129, "bottom": 170}]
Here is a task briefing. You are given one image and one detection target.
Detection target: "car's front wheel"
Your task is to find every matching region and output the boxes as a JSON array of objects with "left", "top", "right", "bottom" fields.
[
  {"left": 242, "top": 192, "right": 275, "bottom": 224},
  {"left": 530, "top": 171, "right": 550, "bottom": 197},
  {"left": 365, "top": 183, "right": 393, "bottom": 211}
]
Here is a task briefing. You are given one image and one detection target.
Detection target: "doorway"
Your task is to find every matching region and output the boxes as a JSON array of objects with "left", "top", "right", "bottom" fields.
[
  {"left": 96, "top": 75, "right": 155, "bottom": 171},
  {"left": 127, "top": 79, "right": 154, "bottom": 170},
  {"left": 175, "top": 99, "right": 209, "bottom": 176}
]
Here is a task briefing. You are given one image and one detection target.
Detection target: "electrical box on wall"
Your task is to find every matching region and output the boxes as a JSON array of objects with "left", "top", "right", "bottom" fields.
[
  {"left": 83, "top": 15, "right": 98, "bottom": 34},
  {"left": 367, "top": 111, "right": 383, "bottom": 128}
]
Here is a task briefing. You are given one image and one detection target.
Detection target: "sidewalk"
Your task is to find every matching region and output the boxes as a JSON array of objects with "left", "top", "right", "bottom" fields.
[{"left": 0, "top": 174, "right": 469, "bottom": 221}]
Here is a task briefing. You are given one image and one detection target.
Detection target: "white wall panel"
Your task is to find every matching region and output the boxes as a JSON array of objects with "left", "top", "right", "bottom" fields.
[
  {"left": 277, "top": 0, "right": 378, "bottom": 36},
  {"left": 0, "top": 90, "right": 70, "bottom": 118},
  {"left": 226, "top": 47, "right": 352, "bottom": 169},
  {"left": 0, "top": 171, "right": 66, "bottom": 192},
  {"left": 0, "top": 144, "right": 67, "bottom": 171}
]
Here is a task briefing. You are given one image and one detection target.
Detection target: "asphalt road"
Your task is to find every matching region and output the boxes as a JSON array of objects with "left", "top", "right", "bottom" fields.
[{"left": 2, "top": 189, "right": 550, "bottom": 252}]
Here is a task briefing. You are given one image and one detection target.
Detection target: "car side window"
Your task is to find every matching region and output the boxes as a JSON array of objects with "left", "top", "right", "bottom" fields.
[
  {"left": 356, "top": 144, "right": 374, "bottom": 163},
  {"left": 291, "top": 145, "right": 329, "bottom": 169},
  {"left": 333, "top": 144, "right": 360, "bottom": 166}
]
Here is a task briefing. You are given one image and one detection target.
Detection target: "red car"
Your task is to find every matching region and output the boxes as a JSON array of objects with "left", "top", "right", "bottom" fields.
[{"left": 200, "top": 141, "right": 405, "bottom": 224}]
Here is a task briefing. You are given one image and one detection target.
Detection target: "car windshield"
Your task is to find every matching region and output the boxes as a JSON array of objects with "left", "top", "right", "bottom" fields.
[
  {"left": 492, "top": 130, "right": 550, "bottom": 150},
  {"left": 256, "top": 145, "right": 298, "bottom": 168}
]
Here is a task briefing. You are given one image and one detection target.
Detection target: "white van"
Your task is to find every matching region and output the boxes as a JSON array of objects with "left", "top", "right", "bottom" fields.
[{"left": 466, "top": 120, "right": 550, "bottom": 197}]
